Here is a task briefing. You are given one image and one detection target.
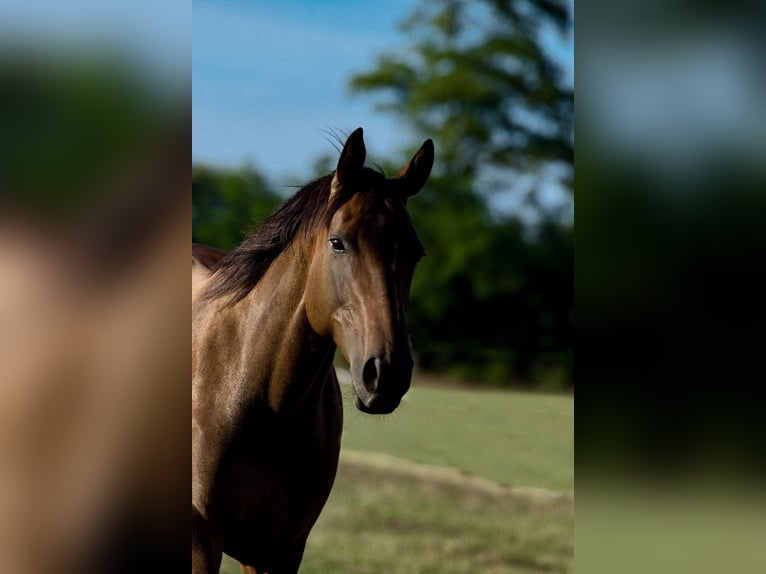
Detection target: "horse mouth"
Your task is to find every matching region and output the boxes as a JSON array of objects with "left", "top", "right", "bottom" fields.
[{"left": 351, "top": 385, "right": 401, "bottom": 415}]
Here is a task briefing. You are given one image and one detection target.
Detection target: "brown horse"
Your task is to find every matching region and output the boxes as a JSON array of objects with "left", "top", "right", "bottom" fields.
[{"left": 192, "top": 128, "right": 434, "bottom": 574}]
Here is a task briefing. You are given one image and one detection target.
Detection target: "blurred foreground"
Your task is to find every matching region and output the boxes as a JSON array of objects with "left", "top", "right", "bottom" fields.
[
  {"left": 0, "top": 12, "right": 189, "bottom": 573},
  {"left": 578, "top": 2, "right": 766, "bottom": 573}
]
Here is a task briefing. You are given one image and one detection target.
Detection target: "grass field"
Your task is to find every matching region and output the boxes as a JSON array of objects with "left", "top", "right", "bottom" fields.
[
  {"left": 339, "top": 370, "right": 573, "bottom": 493},
  {"left": 221, "top": 372, "right": 573, "bottom": 573}
]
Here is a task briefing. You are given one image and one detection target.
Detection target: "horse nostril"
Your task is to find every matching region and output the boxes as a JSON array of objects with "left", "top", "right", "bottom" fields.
[{"left": 362, "top": 357, "right": 380, "bottom": 393}]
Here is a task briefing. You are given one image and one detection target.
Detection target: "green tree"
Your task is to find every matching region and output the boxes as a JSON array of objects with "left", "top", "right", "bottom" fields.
[
  {"left": 192, "top": 165, "right": 282, "bottom": 251},
  {"left": 351, "top": 0, "right": 573, "bottom": 196}
]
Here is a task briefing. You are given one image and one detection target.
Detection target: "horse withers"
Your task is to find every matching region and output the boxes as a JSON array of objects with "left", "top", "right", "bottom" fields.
[{"left": 192, "top": 128, "right": 434, "bottom": 573}]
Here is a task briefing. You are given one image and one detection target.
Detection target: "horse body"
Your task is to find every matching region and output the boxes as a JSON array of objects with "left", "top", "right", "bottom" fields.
[{"left": 192, "top": 128, "right": 433, "bottom": 573}]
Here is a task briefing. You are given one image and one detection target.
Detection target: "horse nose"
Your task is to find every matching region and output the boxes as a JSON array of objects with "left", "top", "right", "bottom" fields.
[{"left": 361, "top": 355, "right": 413, "bottom": 395}]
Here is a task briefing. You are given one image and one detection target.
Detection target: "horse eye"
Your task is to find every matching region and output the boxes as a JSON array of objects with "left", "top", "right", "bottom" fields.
[{"left": 329, "top": 237, "right": 346, "bottom": 253}]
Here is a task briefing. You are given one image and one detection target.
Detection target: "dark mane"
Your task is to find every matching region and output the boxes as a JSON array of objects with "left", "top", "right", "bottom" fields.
[{"left": 202, "top": 168, "right": 385, "bottom": 306}]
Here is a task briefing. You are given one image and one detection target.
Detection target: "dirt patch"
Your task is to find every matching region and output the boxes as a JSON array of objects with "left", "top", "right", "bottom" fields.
[{"left": 339, "top": 449, "right": 572, "bottom": 510}]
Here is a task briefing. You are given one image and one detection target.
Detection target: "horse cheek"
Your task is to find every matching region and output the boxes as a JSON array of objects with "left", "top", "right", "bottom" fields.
[{"left": 304, "top": 262, "right": 335, "bottom": 338}]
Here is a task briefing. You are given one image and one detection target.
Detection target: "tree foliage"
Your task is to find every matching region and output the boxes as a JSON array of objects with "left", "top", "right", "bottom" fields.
[
  {"left": 350, "top": 0, "right": 573, "bottom": 195},
  {"left": 404, "top": 175, "right": 573, "bottom": 387},
  {"left": 192, "top": 165, "right": 282, "bottom": 251}
]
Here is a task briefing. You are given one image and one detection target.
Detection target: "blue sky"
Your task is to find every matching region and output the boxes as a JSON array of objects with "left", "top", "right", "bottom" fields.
[
  {"left": 192, "top": 0, "right": 574, "bottom": 185},
  {"left": 0, "top": 0, "right": 189, "bottom": 86}
]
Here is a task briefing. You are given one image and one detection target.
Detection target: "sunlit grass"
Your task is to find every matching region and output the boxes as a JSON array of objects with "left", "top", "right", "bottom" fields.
[{"left": 339, "top": 371, "right": 573, "bottom": 493}]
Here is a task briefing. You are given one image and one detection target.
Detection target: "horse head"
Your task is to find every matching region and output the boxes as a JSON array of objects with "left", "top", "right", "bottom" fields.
[{"left": 305, "top": 128, "right": 433, "bottom": 414}]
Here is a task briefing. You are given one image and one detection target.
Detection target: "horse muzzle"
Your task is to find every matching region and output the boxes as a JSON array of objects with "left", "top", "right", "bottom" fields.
[{"left": 351, "top": 355, "right": 412, "bottom": 415}]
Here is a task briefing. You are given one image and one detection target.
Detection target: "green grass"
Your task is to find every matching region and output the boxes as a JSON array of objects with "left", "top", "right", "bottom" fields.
[
  {"left": 339, "top": 371, "right": 573, "bottom": 493},
  {"left": 220, "top": 375, "right": 573, "bottom": 573}
]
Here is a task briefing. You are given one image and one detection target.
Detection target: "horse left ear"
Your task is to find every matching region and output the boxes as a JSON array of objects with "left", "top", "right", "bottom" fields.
[
  {"left": 396, "top": 139, "right": 434, "bottom": 198},
  {"left": 332, "top": 128, "right": 366, "bottom": 196}
]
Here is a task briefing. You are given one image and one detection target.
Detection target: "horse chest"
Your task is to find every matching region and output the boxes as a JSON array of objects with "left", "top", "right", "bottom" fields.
[
  {"left": 219, "top": 423, "right": 336, "bottom": 514},
  {"left": 213, "top": 384, "right": 343, "bottom": 557}
]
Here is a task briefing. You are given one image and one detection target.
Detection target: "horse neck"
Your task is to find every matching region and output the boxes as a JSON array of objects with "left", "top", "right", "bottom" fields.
[{"left": 197, "top": 243, "right": 335, "bottom": 418}]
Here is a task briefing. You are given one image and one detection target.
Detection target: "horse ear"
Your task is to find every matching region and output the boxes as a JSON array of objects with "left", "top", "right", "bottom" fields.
[
  {"left": 333, "top": 128, "right": 366, "bottom": 193},
  {"left": 396, "top": 139, "right": 434, "bottom": 198}
]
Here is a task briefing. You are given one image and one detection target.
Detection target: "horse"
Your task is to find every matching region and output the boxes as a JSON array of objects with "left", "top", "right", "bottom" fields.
[{"left": 191, "top": 128, "right": 434, "bottom": 574}]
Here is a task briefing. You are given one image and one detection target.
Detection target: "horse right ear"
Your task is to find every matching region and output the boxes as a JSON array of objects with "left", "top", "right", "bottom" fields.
[
  {"left": 332, "top": 127, "right": 366, "bottom": 195},
  {"left": 396, "top": 139, "right": 434, "bottom": 198}
]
